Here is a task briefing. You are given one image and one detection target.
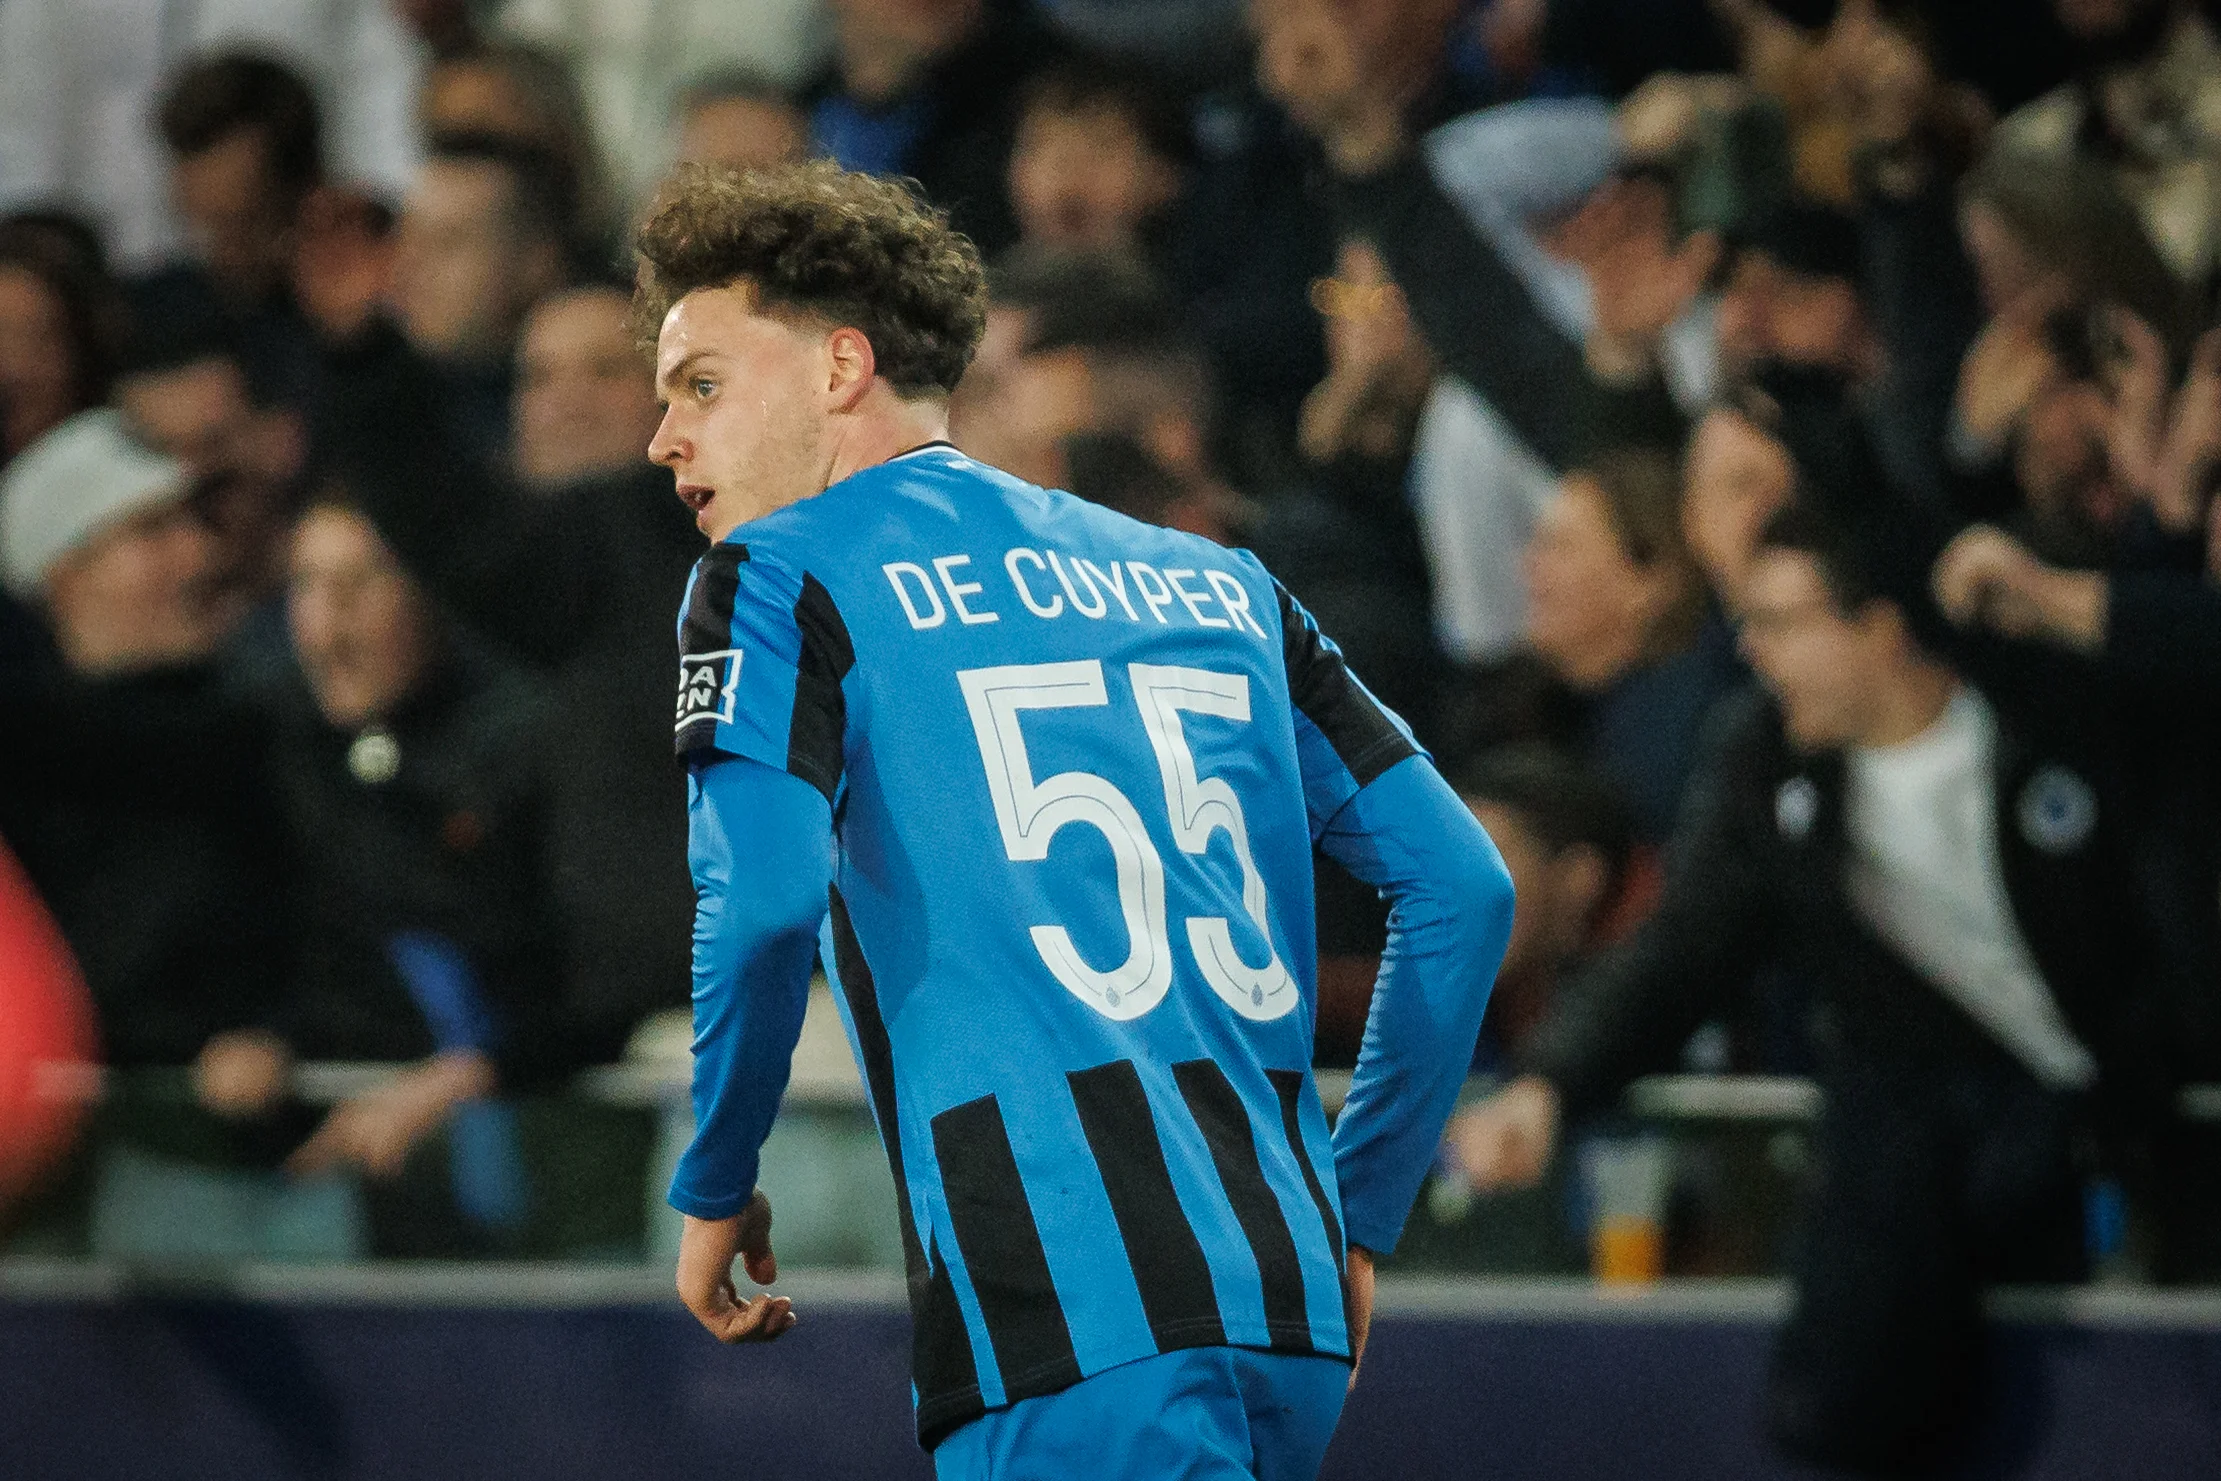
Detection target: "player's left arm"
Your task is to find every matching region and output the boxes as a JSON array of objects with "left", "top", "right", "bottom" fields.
[
  {"left": 1319, "top": 759, "right": 1515, "bottom": 1260},
  {"left": 669, "top": 754, "right": 833, "bottom": 1344}
]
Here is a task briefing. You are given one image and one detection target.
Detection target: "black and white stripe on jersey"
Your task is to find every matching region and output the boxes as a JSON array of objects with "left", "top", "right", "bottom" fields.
[{"left": 674, "top": 544, "right": 855, "bottom": 803}]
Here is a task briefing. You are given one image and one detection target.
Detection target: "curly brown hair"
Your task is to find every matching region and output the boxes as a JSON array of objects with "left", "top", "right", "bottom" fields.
[{"left": 632, "top": 161, "right": 987, "bottom": 396}]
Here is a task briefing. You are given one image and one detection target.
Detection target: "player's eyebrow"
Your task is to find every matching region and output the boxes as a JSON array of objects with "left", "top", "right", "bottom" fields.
[{"left": 657, "top": 350, "right": 715, "bottom": 395}]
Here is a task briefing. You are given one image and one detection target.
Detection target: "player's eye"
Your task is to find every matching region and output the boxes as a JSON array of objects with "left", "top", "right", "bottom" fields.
[{"left": 692, "top": 377, "right": 716, "bottom": 400}]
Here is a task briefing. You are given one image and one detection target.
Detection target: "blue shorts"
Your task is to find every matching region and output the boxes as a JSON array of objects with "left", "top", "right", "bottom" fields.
[{"left": 932, "top": 1346, "right": 1350, "bottom": 1481}]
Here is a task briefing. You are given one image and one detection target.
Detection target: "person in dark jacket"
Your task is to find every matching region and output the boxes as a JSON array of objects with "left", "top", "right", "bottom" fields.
[
  {"left": 1449, "top": 501, "right": 2164, "bottom": 1475},
  {"left": 317, "top": 318, "right": 701, "bottom": 1058},
  {"left": 195, "top": 495, "right": 576, "bottom": 1245}
]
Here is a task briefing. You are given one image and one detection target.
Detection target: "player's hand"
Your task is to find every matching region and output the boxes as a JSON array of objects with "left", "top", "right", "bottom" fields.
[
  {"left": 1344, "top": 1244, "right": 1376, "bottom": 1392},
  {"left": 677, "top": 1193, "right": 796, "bottom": 1344},
  {"left": 1447, "top": 1075, "right": 1561, "bottom": 1191}
]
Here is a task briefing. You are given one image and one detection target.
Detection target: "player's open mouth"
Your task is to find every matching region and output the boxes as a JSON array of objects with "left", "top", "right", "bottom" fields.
[{"left": 677, "top": 484, "right": 715, "bottom": 514}]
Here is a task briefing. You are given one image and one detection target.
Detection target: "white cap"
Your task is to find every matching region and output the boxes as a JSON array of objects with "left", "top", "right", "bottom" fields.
[{"left": 0, "top": 410, "right": 191, "bottom": 598}]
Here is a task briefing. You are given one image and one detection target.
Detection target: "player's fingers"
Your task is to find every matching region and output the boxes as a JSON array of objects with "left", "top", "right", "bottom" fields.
[
  {"left": 717, "top": 1294, "right": 794, "bottom": 1345},
  {"left": 742, "top": 1244, "right": 779, "bottom": 1286}
]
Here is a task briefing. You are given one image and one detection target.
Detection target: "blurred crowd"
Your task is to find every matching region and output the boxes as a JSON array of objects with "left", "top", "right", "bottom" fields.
[{"left": 4, "top": 0, "right": 2221, "bottom": 1464}]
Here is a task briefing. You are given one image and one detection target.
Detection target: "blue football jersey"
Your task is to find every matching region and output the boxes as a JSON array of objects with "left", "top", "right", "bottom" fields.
[{"left": 673, "top": 443, "right": 1418, "bottom": 1444}]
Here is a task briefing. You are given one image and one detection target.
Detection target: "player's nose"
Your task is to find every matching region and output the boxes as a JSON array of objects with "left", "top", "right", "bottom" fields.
[{"left": 648, "top": 408, "right": 686, "bottom": 466}]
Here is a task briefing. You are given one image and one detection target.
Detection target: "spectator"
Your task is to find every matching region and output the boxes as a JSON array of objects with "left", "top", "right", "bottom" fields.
[
  {"left": 672, "top": 70, "right": 811, "bottom": 175},
  {"left": 1451, "top": 500, "right": 2164, "bottom": 1473},
  {"left": 130, "top": 53, "right": 334, "bottom": 411},
  {"left": 114, "top": 313, "right": 309, "bottom": 644},
  {"left": 318, "top": 308, "right": 699, "bottom": 1068},
  {"left": 1451, "top": 745, "right": 1640, "bottom": 1071},
  {"left": 193, "top": 495, "right": 575, "bottom": 1250},
  {"left": 490, "top": 0, "right": 831, "bottom": 206},
  {"left": 1006, "top": 59, "right": 1190, "bottom": 259},
  {"left": 0, "top": 225, "right": 124, "bottom": 470},
  {"left": 804, "top": 0, "right": 1059, "bottom": 256},
  {"left": 1991, "top": 0, "right": 2221, "bottom": 292},
  {"left": 1682, "top": 381, "right": 1799, "bottom": 606},
  {"left": 0, "top": 0, "right": 423, "bottom": 271},
  {"left": 512, "top": 284, "right": 664, "bottom": 494},
  {"left": 1523, "top": 447, "right": 1741, "bottom": 841},
  {"left": 0, "top": 411, "right": 282, "bottom": 1154},
  {"left": 418, "top": 41, "right": 612, "bottom": 256},
  {"left": 388, "top": 134, "right": 573, "bottom": 464}
]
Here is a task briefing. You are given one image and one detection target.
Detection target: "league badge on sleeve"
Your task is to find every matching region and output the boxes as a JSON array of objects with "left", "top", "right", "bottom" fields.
[{"left": 677, "top": 648, "right": 744, "bottom": 734}]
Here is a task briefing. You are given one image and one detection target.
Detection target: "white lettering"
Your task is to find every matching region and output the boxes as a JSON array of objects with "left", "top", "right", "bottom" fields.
[
  {"left": 1004, "top": 548, "right": 1064, "bottom": 618},
  {"left": 1076, "top": 558, "right": 1139, "bottom": 620},
  {"left": 884, "top": 562, "right": 946, "bottom": 629},
  {"left": 1164, "top": 569, "right": 1230, "bottom": 628},
  {"left": 1127, "top": 562, "right": 1175, "bottom": 624},
  {"left": 934, "top": 554, "right": 1000, "bottom": 625},
  {"left": 1049, "top": 550, "right": 1108, "bottom": 619},
  {"left": 1205, "top": 569, "right": 1267, "bottom": 639}
]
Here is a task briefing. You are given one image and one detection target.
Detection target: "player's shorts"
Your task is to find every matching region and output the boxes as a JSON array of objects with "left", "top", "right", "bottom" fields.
[{"left": 932, "top": 1345, "right": 1350, "bottom": 1481}]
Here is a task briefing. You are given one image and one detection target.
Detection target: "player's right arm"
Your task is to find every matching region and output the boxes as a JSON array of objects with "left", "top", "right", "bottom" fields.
[
  {"left": 669, "top": 754, "right": 829, "bottom": 1343},
  {"left": 665, "top": 542, "right": 852, "bottom": 1343}
]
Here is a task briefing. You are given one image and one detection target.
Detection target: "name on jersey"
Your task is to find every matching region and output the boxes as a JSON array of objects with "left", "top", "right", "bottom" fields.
[{"left": 880, "top": 549, "right": 1270, "bottom": 640}]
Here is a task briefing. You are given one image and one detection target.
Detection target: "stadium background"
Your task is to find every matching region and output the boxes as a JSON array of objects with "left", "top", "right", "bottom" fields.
[{"left": 2, "top": 0, "right": 2220, "bottom": 1475}]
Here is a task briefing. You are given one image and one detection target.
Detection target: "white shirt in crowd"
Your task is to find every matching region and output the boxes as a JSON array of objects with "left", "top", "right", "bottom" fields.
[
  {"left": 1843, "top": 686, "right": 2099, "bottom": 1091},
  {"left": 0, "top": 0, "right": 426, "bottom": 270}
]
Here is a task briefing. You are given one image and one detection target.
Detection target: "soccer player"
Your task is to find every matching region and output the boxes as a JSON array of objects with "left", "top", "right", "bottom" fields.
[{"left": 645, "top": 161, "right": 1514, "bottom": 1479}]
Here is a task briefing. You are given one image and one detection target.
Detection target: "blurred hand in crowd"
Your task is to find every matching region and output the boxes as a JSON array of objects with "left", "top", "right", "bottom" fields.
[
  {"left": 1556, "top": 175, "right": 1722, "bottom": 383},
  {"left": 286, "top": 1050, "right": 496, "bottom": 1180},
  {"left": 675, "top": 89, "right": 810, "bottom": 175},
  {"left": 1447, "top": 1074, "right": 1561, "bottom": 1191},
  {"left": 513, "top": 286, "right": 663, "bottom": 492},
  {"left": 2105, "top": 313, "right": 2221, "bottom": 535},
  {"left": 1681, "top": 403, "right": 1795, "bottom": 605},
  {"left": 1298, "top": 240, "right": 1434, "bottom": 464},
  {"left": 1932, "top": 524, "right": 2108, "bottom": 652},
  {"left": 193, "top": 1028, "right": 294, "bottom": 1119},
  {"left": 1953, "top": 285, "right": 2067, "bottom": 459},
  {"left": 288, "top": 504, "right": 435, "bottom": 731}
]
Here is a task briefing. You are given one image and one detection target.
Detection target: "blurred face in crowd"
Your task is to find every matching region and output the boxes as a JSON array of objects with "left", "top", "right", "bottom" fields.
[
  {"left": 950, "top": 324, "right": 1094, "bottom": 488},
  {"left": 43, "top": 500, "right": 233, "bottom": 675},
  {"left": 649, "top": 282, "right": 865, "bottom": 540},
  {"left": 830, "top": 0, "right": 985, "bottom": 103},
  {"left": 289, "top": 505, "right": 434, "bottom": 730},
  {"left": 171, "top": 129, "right": 295, "bottom": 298},
  {"left": 1715, "top": 252, "right": 1874, "bottom": 382},
  {"left": 1683, "top": 405, "right": 1795, "bottom": 605},
  {"left": 513, "top": 287, "right": 663, "bottom": 491},
  {"left": 677, "top": 96, "right": 810, "bottom": 174},
  {"left": 0, "top": 265, "right": 78, "bottom": 458},
  {"left": 1463, "top": 798, "right": 1608, "bottom": 984},
  {"left": 1009, "top": 102, "right": 1181, "bottom": 254},
  {"left": 1737, "top": 547, "right": 1904, "bottom": 749},
  {"left": 422, "top": 61, "right": 553, "bottom": 149},
  {"left": 2054, "top": 0, "right": 2155, "bottom": 41},
  {"left": 1524, "top": 473, "right": 1684, "bottom": 691},
  {"left": 119, "top": 356, "right": 305, "bottom": 598},
  {"left": 390, "top": 157, "right": 563, "bottom": 362}
]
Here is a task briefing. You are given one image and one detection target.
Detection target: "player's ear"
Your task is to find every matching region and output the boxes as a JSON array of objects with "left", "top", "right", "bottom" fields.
[{"left": 825, "top": 326, "right": 877, "bottom": 411}]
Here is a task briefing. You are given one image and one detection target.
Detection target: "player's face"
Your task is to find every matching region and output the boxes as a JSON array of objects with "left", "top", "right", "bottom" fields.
[{"left": 649, "top": 284, "right": 832, "bottom": 542}]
